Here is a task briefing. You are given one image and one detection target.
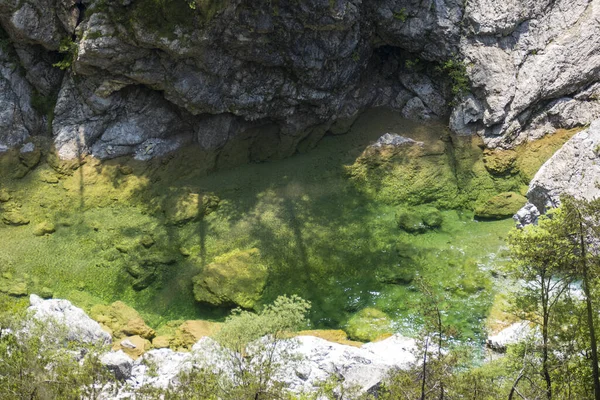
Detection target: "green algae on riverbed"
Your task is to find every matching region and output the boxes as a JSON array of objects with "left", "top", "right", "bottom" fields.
[{"left": 0, "top": 108, "right": 575, "bottom": 341}]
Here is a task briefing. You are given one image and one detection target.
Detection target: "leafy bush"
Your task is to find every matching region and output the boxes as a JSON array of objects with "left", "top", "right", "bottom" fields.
[
  {"left": 170, "top": 295, "right": 311, "bottom": 399},
  {"left": 393, "top": 8, "right": 408, "bottom": 22},
  {"left": 53, "top": 37, "right": 78, "bottom": 71},
  {"left": 0, "top": 312, "right": 115, "bottom": 400},
  {"left": 437, "top": 58, "right": 470, "bottom": 96}
]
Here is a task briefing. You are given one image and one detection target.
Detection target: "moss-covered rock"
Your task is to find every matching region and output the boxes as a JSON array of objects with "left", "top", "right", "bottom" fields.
[
  {"left": 2, "top": 210, "right": 29, "bottom": 226},
  {"left": 474, "top": 192, "right": 527, "bottom": 219},
  {"left": 12, "top": 163, "right": 30, "bottom": 179},
  {"left": 140, "top": 235, "right": 155, "bottom": 248},
  {"left": 0, "top": 274, "right": 53, "bottom": 298},
  {"left": 19, "top": 145, "right": 41, "bottom": 169},
  {"left": 0, "top": 189, "right": 10, "bottom": 202},
  {"left": 123, "top": 317, "right": 156, "bottom": 339},
  {"left": 38, "top": 287, "right": 54, "bottom": 299},
  {"left": 124, "top": 249, "right": 178, "bottom": 291},
  {"left": 172, "top": 320, "right": 222, "bottom": 349},
  {"left": 192, "top": 248, "right": 268, "bottom": 309},
  {"left": 348, "top": 128, "right": 578, "bottom": 213},
  {"left": 375, "top": 265, "right": 415, "bottom": 284},
  {"left": 91, "top": 301, "right": 155, "bottom": 340},
  {"left": 395, "top": 208, "right": 426, "bottom": 233},
  {"left": 345, "top": 308, "right": 393, "bottom": 342},
  {"left": 515, "top": 129, "right": 577, "bottom": 182},
  {"left": 33, "top": 221, "right": 55, "bottom": 236},
  {"left": 347, "top": 141, "right": 459, "bottom": 208},
  {"left": 131, "top": 271, "right": 158, "bottom": 291},
  {"left": 124, "top": 262, "right": 158, "bottom": 291},
  {"left": 124, "top": 264, "right": 145, "bottom": 278},
  {"left": 483, "top": 149, "right": 517, "bottom": 175},
  {"left": 396, "top": 206, "right": 443, "bottom": 233},
  {"left": 0, "top": 279, "right": 28, "bottom": 297},
  {"left": 165, "top": 193, "right": 202, "bottom": 225},
  {"left": 112, "top": 335, "right": 151, "bottom": 360},
  {"left": 421, "top": 207, "right": 443, "bottom": 228},
  {"left": 152, "top": 335, "right": 173, "bottom": 349},
  {"left": 39, "top": 170, "right": 59, "bottom": 184}
]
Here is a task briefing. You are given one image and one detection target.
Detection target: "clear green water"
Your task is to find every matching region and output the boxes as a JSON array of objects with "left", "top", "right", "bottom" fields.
[{"left": 0, "top": 108, "right": 518, "bottom": 340}]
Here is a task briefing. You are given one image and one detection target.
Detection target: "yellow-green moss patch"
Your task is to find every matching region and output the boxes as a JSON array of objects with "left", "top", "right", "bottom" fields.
[
  {"left": 296, "top": 329, "right": 363, "bottom": 347},
  {"left": 192, "top": 248, "right": 268, "bottom": 309},
  {"left": 474, "top": 192, "right": 527, "bottom": 220},
  {"left": 345, "top": 308, "right": 394, "bottom": 342}
]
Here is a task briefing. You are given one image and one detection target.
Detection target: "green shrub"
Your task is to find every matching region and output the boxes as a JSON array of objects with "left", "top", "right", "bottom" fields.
[
  {"left": 437, "top": 58, "right": 470, "bottom": 96},
  {"left": 0, "top": 313, "right": 116, "bottom": 399},
  {"left": 53, "top": 37, "right": 78, "bottom": 70},
  {"left": 170, "top": 295, "right": 311, "bottom": 399},
  {"left": 393, "top": 8, "right": 408, "bottom": 22}
]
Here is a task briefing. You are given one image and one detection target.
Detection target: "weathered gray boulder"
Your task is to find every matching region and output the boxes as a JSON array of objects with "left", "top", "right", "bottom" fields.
[
  {"left": 0, "top": 0, "right": 454, "bottom": 161},
  {"left": 0, "top": 0, "right": 78, "bottom": 50},
  {"left": 399, "top": 72, "right": 447, "bottom": 117},
  {"left": 124, "top": 346, "right": 196, "bottom": 393},
  {"left": 513, "top": 202, "right": 541, "bottom": 229},
  {"left": 370, "top": 133, "right": 423, "bottom": 149},
  {"left": 52, "top": 73, "right": 192, "bottom": 160},
  {"left": 524, "top": 120, "right": 600, "bottom": 215},
  {"left": 487, "top": 322, "right": 533, "bottom": 352},
  {"left": 120, "top": 334, "right": 417, "bottom": 398},
  {"left": 101, "top": 350, "right": 134, "bottom": 381},
  {"left": 368, "top": 0, "right": 463, "bottom": 60},
  {"left": 402, "top": 97, "right": 434, "bottom": 121},
  {"left": 28, "top": 294, "right": 111, "bottom": 345},
  {"left": 278, "top": 334, "right": 417, "bottom": 395},
  {"left": 20, "top": 295, "right": 420, "bottom": 398},
  {"left": 449, "top": 93, "right": 484, "bottom": 135}
]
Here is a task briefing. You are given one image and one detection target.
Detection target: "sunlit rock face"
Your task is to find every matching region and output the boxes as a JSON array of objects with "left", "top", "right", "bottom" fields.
[
  {"left": 515, "top": 119, "right": 600, "bottom": 226},
  {"left": 457, "top": 0, "right": 600, "bottom": 148},
  {"left": 0, "top": 0, "right": 598, "bottom": 162}
]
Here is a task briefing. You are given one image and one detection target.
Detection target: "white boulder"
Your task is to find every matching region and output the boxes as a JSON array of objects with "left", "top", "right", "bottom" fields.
[{"left": 28, "top": 294, "right": 111, "bottom": 345}]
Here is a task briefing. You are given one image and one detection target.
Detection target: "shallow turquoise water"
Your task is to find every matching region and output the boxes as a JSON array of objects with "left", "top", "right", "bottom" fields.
[{"left": 0, "top": 108, "right": 515, "bottom": 341}]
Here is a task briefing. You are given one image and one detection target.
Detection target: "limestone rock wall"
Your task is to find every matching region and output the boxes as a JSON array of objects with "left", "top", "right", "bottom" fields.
[
  {"left": 515, "top": 119, "right": 600, "bottom": 227},
  {"left": 456, "top": 0, "right": 600, "bottom": 148},
  {"left": 0, "top": 0, "right": 598, "bottom": 162}
]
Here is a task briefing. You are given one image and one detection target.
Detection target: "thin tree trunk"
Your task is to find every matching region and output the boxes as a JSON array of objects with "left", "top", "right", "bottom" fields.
[
  {"left": 508, "top": 370, "right": 525, "bottom": 400},
  {"left": 582, "top": 255, "right": 600, "bottom": 399},
  {"left": 421, "top": 337, "right": 429, "bottom": 400},
  {"left": 437, "top": 310, "right": 444, "bottom": 400},
  {"left": 579, "top": 218, "right": 600, "bottom": 400},
  {"left": 542, "top": 273, "right": 552, "bottom": 400}
]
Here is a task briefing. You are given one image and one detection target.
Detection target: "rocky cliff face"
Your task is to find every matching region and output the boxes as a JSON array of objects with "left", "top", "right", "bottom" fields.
[
  {"left": 0, "top": 0, "right": 598, "bottom": 163},
  {"left": 456, "top": 0, "right": 600, "bottom": 148},
  {"left": 514, "top": 119, "right": 600, "bottom": 227}
]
